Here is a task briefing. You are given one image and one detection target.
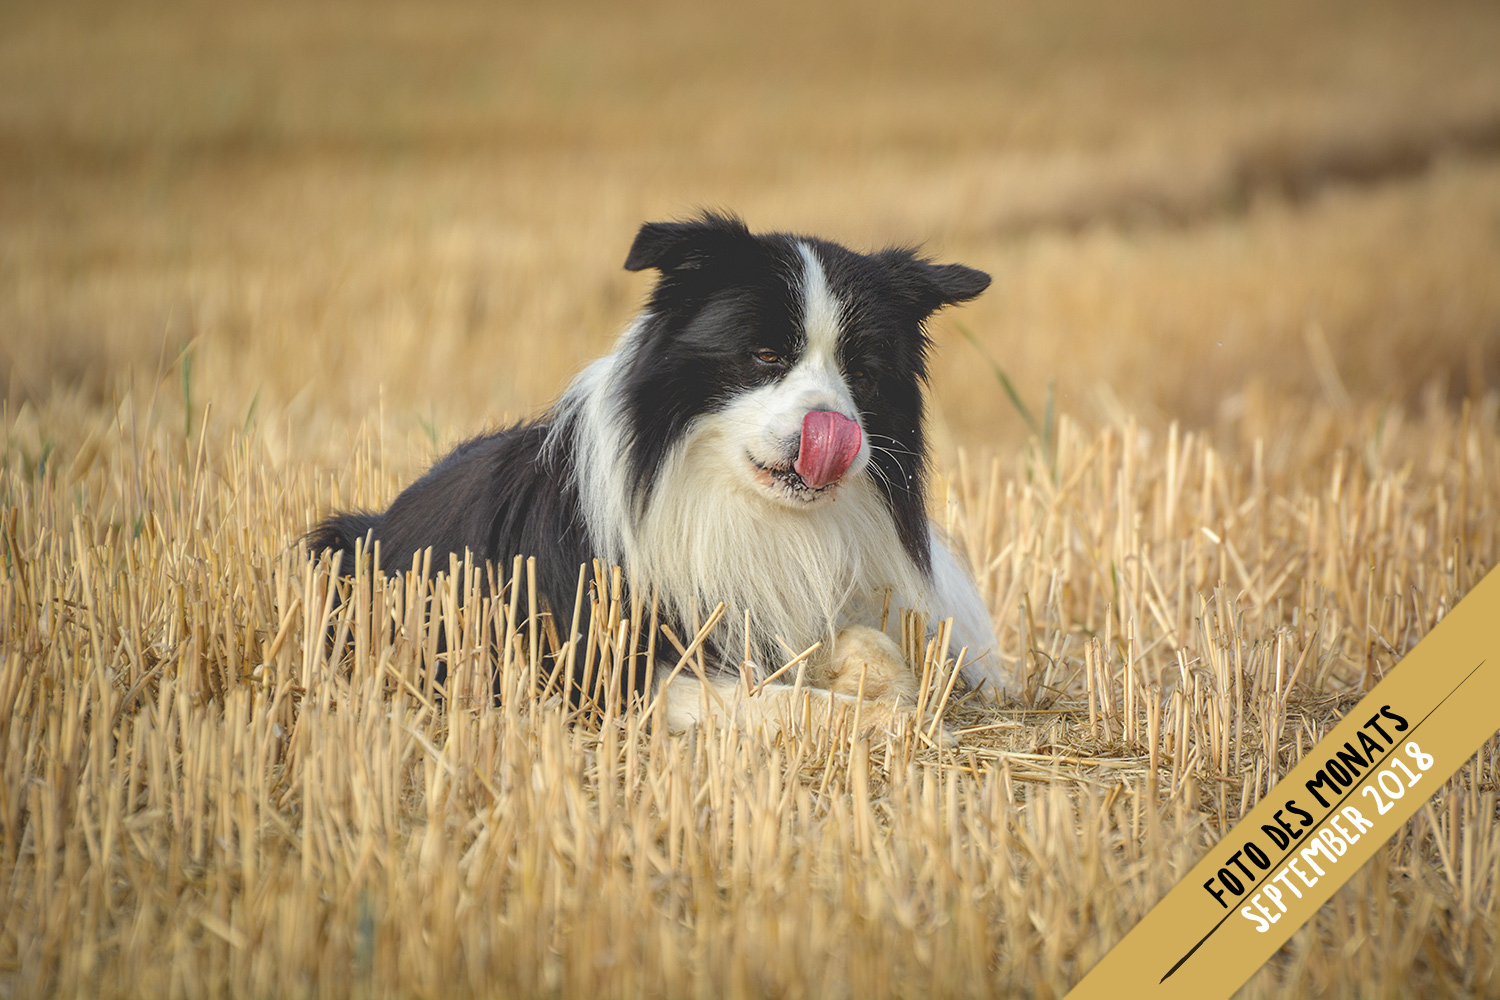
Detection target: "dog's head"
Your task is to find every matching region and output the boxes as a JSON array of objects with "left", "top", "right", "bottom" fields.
[{"left": 617, "top": 213, "right": 988, "bottom": 542}]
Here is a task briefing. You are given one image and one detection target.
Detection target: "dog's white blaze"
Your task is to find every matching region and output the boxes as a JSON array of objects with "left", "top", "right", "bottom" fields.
[
  {"left": 797, "top": 242, "right": 842, "bottom": 366},
  {"left": 784, "top": 242, "right": 859, "bottom": 423}
]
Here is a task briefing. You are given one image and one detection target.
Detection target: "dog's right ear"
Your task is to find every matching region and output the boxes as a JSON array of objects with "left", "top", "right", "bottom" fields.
[{"left": 624, "top": 213, "right": 753, "bottom": 273}]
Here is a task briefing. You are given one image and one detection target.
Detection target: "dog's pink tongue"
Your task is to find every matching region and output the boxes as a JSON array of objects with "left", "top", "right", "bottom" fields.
[{"left": 795, "top": 410, "right": 862, "bottom": 489}]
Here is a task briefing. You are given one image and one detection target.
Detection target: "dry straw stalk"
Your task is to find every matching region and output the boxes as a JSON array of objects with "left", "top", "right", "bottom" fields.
[{"left": 2, "top": 398, "right": 1498, "bottom": 998}]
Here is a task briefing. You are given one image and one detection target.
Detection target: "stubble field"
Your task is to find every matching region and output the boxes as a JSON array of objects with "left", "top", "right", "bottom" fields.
[{"left": 3, "top": 1, "right": 1500, "bottom": 996}]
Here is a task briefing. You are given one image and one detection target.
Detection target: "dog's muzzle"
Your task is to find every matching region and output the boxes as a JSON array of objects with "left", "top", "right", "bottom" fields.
[{"left": 794, "top": 410, "right": 862, "bottom": 489}]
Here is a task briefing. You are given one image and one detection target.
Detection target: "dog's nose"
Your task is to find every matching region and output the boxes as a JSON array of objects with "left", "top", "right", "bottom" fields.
[{"left": 794, "top": 410, "right": 862, "bottom": 488}]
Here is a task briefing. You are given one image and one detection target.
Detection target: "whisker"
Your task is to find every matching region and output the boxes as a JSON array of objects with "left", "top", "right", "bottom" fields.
[{"left": 863, "top": 430, "right": 922, "bottom": 459}]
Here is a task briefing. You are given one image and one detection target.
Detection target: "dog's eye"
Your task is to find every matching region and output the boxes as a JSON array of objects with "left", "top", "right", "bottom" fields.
[
  {"left": 753, "top": 349, "right": 783, "bottom": 365},
  {"left": 847, "top": 368, "right": 869, "bottom": 382}
]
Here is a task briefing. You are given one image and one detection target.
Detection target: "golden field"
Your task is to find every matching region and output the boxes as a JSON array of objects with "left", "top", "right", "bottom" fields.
[{"left": 3, "top": 1, "right": 1500, "bottom": 996}]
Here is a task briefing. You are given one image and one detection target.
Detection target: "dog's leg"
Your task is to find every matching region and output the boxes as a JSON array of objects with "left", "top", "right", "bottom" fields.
[
  {"left": 807, "top": 624, "right": 921, "bottom": 703},
  {"left": 661, "top": 626, "right": 954, "bottom": 744},
  {"left": 661, "top": 674, "right": 945, "bottom": 744}
]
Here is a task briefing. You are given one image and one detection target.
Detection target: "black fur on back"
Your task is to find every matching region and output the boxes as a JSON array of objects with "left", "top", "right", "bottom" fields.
[{"left": 306, "top": 422, "right": 595, "bottom": 695}]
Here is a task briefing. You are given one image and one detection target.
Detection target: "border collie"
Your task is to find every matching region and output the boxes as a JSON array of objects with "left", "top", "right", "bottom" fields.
[{"left": 309, "top": 213, "right": 1008, "bottom": 734}]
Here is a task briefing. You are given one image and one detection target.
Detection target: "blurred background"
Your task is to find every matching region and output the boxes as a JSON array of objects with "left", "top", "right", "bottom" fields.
[{"left": 4, "top": 0, "right": 1499, "bottom": 461}]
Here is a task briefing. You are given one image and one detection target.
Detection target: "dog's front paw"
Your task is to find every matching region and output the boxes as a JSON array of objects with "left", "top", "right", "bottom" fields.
[{"left": 823, "top": 625, "right": 921, "bottom": 705}]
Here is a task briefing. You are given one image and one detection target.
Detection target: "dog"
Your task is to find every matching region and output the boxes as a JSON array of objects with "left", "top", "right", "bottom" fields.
[{"left": 308, "top": 213, "right": 1008, "bottom": 736}]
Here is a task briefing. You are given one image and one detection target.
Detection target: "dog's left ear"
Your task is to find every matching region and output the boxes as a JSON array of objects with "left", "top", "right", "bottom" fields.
[
  {"left": 921, "top": 262, "right": 991, "bottom": 306},
  {"left": 880, "top": 250, "right": 991, "bottom": 316}
]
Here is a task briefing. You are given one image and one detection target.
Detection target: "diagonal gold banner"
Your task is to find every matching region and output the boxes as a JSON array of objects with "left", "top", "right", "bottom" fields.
[{"left": 1065, "top": 565, "right": 1500, "bottom": 1000}]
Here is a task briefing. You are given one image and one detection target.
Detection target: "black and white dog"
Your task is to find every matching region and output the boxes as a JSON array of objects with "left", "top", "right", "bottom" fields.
[{"left": 310, "top": 213, "right": 1008, "bottom": 732}]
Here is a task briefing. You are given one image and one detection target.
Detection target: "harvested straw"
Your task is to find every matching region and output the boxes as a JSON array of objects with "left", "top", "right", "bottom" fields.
[{"left": 2, "top": 398, "right": 1496, "bottom": 998}]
